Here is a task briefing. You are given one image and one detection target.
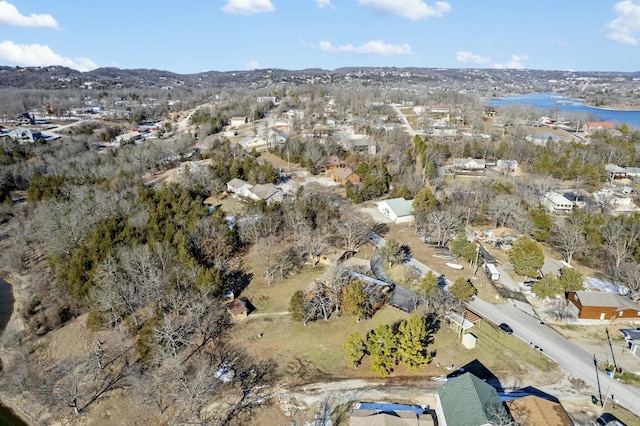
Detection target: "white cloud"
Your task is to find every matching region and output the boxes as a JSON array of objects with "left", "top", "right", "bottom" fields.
[
  {"left": 493, "top": 54, "right": 529, "bottom": 69},
  {"left": 245, "top": 60, "right": 260, "bottom": 70},
  {"left": 0, "top": 1, "right": 58, "bottom": 28},
  {"left": 0, "top": 41, "right": 97, "bottom": 71},
  {"left": 316, "top": 0, "right": 333, "bottom": 8},
  {"left": 604, "top": 0, "right": 640, "bottom": 45},
  {"left": 319, "top": 40, "right": 412, "bottom": 56},
  {"left": 222, "top": 0, "right": 274, "bottom": 15},
  {"left": 358, "top": 0, "right": 451, "bottom": 20},
  {"left": 456, "top": 51, "right": 491, "bottom": 65}
]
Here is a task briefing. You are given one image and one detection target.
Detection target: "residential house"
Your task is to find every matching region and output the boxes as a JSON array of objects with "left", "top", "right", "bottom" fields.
[
  {"left": 585, "top": 121, "right": 614, "bottom": 135},
  {"left": 541, "top": 192, "right": 574, "bottom": 213},
  {"left": 226, "top": 178, "right": 253, "bottom": 198},
  {"left": 2, "top": 127, "right": 43, "bottom": 143},
  {"left": 430, "top": 104, "right": 450, "bottom": 119},
  {"left": 229, "top": 116, "right": 248, "bottom": 127},
  {"left": 620, "top": 328, "right": 640, "bottom": 358},
  {"left": 605, "top": 164, "right": 627, "bottom": 180},
  {"left": 567, "top": 291, "right": 640, "bottom": 322},
  {"left": 350, "top": 402, "right": 433, "bottom": 426},
  {"left": 413, "top": 104, "right": 426, "bottom": 114},
  {"left": 319, "top": 155, "right": 344, "bottom": 172},
  {"left": 527, "top": 131, "right": 565, "bottom": 146},
  {"left": 249, "top": 183, "right": 284, "bottom": 205},
  {"left": 273, "top": 119, "right": 290, "bottom": 131},
  {"left": 331, "top": 167, "right": 361, "bottom": 185},
  {"left": 340, "top": 135, "right": 378, "bottom": 155},
  {"left": 453, "top": 158, "right": 486, "bottom": 171},
  {"left": 594, "top": 188, "right": 638, "bottom": 213},
  {"left": 377, "top": 198, "right": 414, "bottom": 223},
  {"left": 226, "top": 299, "right": 248, "bottom": 321},
  {"left": 436, "top": 372, "right": 510, "bottom": 426},
  {"left": 266, "top": 128, "right": 289, "bottom": 146},
  {"left": 505, "top": 395, "right": 573, "bottom": 426}
]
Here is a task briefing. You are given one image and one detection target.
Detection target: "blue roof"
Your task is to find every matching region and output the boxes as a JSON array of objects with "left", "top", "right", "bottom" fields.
[{"left": 354, "top": 402, "right": 427, "bottom": 414}]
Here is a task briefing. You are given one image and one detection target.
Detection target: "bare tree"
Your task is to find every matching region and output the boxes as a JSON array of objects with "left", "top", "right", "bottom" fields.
[
  {"left": 601, "top": 217, "right": 640, "bottom": 268},
  {"left": 332, "top": 213, "right": 369, "bottom": 252},
  {"left": 551, "top": 218, "right": 589, "bottom": 265},
  {"left": 419, "top": 210, "right": 462, "bottom": 247}
]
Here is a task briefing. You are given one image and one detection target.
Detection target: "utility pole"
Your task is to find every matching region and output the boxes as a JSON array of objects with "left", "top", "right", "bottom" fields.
[
  {"left": 606, "top": 328, "right": 618, "bottom": 372},
  {"left": 593, "top": 354, "right": 603, "bottom": 407},
  {"left": 473, "top": 244, "right": 481, "bottom": 278}
]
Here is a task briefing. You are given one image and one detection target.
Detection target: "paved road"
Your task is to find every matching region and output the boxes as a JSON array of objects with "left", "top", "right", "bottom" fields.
[{"left": 367, "top": 230, "right": 640, "bottom": 417}]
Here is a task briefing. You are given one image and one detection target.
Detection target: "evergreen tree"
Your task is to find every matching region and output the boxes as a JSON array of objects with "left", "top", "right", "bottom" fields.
[
  {"left": 367, "top": 324, "right": 396, "bottom": 377},
  {"left": 531, "top": 275, "right": 562, "bottom": 299},
  {"left": 289, "top": 290, "right": 308, "bottom": 323},
  {"left": 509, "top": 235, "right": 544, "bottom": 278},
  {"left": 417, "top": 271, "right": 439, "bottom": 299},
  {"left": 343, "top": 332, "right": 366, "bottom": 367},
  {"left": 379, "top": 239, "right": 405, "bottom": 268},
  {"left": 342, "top": 280, "right": 368, "bottom": 320},
  {"left": 397, "top": 316, "right": 431, "bottom": 370},
  {"left": 557, "top": 267, "right": 584, "bottom": 292},
  {"left": 449, "top": 232, "right": 477, "bottom": 263},
  {"left": 449, "top": 277, "right": 476, "bottom": 302}
]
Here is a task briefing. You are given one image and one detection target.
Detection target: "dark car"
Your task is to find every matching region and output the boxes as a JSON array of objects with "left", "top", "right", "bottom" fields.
[{"left": 499, "top": 323, "right": 513, "bottom": 334}]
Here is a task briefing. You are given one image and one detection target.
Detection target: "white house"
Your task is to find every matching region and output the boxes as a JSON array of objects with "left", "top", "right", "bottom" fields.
[
  {"left": 541, "top": 192, "right": 574, "bottom": 213},
  {"left": 226, "top": 178, "right": 253, "bottom": 198},
  {"left": 229, "top": 116, "right": 248, "bottom": 128},
  {"left": 249, "top": 183, "right": 283, "bottom": 205},
  {"left": 377, "top": 198, "right": 414, "bottom": 223},
  {"left": 453, "top": 158, "right": 486, "bottom": 170}
]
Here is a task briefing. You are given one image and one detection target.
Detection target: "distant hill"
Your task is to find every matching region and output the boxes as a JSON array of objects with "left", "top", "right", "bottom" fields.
[{"left": 1, "top": 65, "right": 639, "bottom": 94}]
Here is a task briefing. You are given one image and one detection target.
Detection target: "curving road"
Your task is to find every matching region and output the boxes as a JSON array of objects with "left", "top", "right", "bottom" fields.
[{"left": 368, "top": 231, "right": 640, "bottom": 417}]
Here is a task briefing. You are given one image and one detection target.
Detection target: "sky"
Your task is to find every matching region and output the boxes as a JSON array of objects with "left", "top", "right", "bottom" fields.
[{"left": 0, "top": 0, "right": 639, "bottom": 74}]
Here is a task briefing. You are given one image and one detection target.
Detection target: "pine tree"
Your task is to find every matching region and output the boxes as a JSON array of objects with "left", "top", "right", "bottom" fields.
[
  {"left": 343, "top": 332, "right": 366, "bottom": 367},
  {"left": 289, "top": 290, "right": 308, "bottom": 323},
  {"left": 508, "top": 235, "right": 544, "bottom": 278},
  {"left": 367, "top": 324, "right": 396, "bottom": 377},
  {"left": 449, "top": 277, "right": 476, "bottom": 302},
  {"left": 397, "top": 316, "right": 431, "bottom": 370},
  {"left": 342, "top": 280, "right": 368, "bottom": 320}
]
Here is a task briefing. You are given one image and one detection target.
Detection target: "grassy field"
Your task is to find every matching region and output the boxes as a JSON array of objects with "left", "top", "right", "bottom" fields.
[{"left": 233, "top": 296, "right": 558, "bottom": 387}]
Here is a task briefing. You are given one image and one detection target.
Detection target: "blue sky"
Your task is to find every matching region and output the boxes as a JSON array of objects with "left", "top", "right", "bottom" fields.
[{"left": 1, "top": 0, "right": 639, "bottom": 73}]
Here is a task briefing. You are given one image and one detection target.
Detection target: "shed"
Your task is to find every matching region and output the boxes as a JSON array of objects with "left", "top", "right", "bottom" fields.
[{"left": 226, "top": 299, "right": 248, "bottom": 321}]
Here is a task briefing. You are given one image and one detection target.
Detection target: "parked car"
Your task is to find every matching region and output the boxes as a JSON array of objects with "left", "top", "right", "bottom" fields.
[{"left": 499, "top": 323, "right": 513, "bottom": 334}]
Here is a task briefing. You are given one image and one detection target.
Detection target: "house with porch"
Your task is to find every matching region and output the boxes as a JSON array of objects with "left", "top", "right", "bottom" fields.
[{"left": 541, "top": 192, "right": 574, "bottom": 214}]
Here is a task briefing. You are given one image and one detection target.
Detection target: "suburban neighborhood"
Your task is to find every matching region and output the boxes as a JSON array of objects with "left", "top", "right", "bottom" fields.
[{"left": 1, "top": 64, "right": 640, "bottom": 426}]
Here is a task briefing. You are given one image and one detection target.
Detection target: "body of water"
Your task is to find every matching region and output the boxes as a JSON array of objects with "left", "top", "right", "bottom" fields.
[{"left": 487, "top": 93, "right": 640, "bottom": 128}]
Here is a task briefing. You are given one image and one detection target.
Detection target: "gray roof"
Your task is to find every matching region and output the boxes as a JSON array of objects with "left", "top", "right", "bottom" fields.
[
  {"left": 438, "top": 373, "right": 508, "bottom": 426},
  {"left": 572, "top": 291, "right": 640, "bottom": 311},
  {"left": 227, "top": 178, "right": 251, "bottom": 190},
  {"left": 380, "top": 198, "right": 414, "bottom": 218},
  {"left": 251, "top": 183, "right": 280, "bottom": 200}
]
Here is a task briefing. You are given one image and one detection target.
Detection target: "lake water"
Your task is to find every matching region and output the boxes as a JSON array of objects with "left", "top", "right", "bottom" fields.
[
  {"left": 487, "top": 93, "right": 640, "bottom": 128},
  {"left": 0, "top": 279, "right": 28, "bottom": 426}
]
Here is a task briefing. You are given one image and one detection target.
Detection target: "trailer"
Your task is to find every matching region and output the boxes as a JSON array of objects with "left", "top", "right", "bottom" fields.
[{"left": 484, "top": 263, "right": 500, "bottom": 281}]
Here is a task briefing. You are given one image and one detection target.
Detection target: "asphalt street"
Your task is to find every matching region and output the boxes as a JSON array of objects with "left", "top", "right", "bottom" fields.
[{"left": 368, "top": 230, "right": 640, "bottom": 417}]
